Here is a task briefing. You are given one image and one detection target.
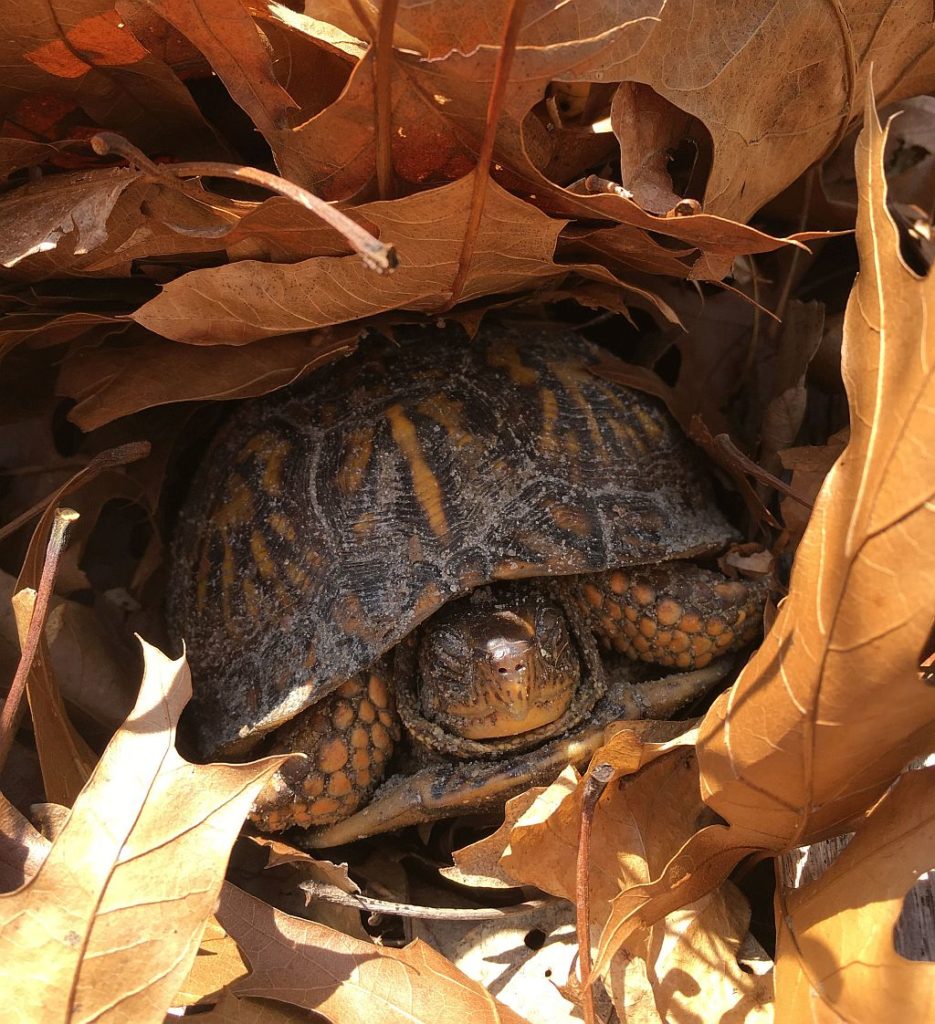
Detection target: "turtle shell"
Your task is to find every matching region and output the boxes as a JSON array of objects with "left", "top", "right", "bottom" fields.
[{"left": 168, "top": 324, "right": 737, "bottom": 758}]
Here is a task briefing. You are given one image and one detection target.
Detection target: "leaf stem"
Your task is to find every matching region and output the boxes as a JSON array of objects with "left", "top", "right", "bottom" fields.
[
  {"left": 90, "top": 133, "right": 397, "bottom": 274},
  {"left": 0, "top": 508, "right": 79, "bottom": 773},
  {"left": 442, "top": 0, "right": 527, "bottom": 310},
  {"left": 374, "top": 0, "right": 400, "bottom": 200},
  {"left": 576, "top": 761, "right": 614, "bottom": 1024}
]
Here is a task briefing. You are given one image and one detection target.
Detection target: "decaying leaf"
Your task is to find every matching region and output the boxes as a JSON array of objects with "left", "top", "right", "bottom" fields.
[
  {"left": 775, "top": 768, "right": 935, "bottom": 1020},
  {"left": 0, "top": 641, "right": 285, "bottom": 1023}
]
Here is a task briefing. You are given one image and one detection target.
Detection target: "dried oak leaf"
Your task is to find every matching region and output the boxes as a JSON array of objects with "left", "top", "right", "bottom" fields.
[
  {"left": 212, "top": 881, "right": 529, "bottom": 1024},
  {"left": 0, "top": 1, "right": 223, "bottom": 158},
  {"left": 775, "top": 768, "right": 935, "bottom": 1019},
  {"left": 132, "top": 172, "right": 577, "bottom": 344},
  {"left": 266, "top": 4, "right": 818, "bottom": 276},
  {"left": 489, "top": 729, "right": 773, "bottom": 1024},
  {"left": 593, "top": 90, "right": 935, "bottom": 971},
  {"left": 604, "top": 0, "right": 935, "bottom": 221},
  {"left": 0, "top": 640, "right": 285, "bottom": 1024}
]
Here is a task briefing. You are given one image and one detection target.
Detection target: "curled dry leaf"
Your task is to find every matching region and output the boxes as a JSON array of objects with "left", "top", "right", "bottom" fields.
[
  {"left": 0, "top": 640, "right": 285, "bottom": 1024},
  {"left": 214, "top": 881, "right": 529, "bottom": 1024},
  {"left": 593, "top": 87, "right": 935, "bottom": 970},
  {"left": 698, "top": 92, "right": 935, "bottom": 843},
  {"left": 0, "top": 167, "right": 140, "bottom": 269},
  {"left": 0, "top": 794, "right": 49, "bottom": 893},
  {"left": 463, "top": 725, "right": 773, "bottom": 1023},
  {"left": 145, "top": 0, "right": 298, "bottom": 141},
  {"left": 775, "top": 768, "right": 935, "bottom": 1019}
]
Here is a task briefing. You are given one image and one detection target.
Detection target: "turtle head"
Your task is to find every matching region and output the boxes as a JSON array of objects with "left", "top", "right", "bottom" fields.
[{"left": 417, "top": 590, "right": 579, "bottom": 740}]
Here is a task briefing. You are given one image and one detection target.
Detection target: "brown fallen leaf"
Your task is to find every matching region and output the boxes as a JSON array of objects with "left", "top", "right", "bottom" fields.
[
  {"left": 0, "top": 2, "right": 225, "bottom": 159},
  {"left": 611, "top": 82, "right": 688, "bottom": 215},
  {"left": 593, "top": 86, "right": 935, "bottom": 970},
  {"left": 214, "top": 881, "right": 530, "bottom": 1024},
  {"left": 146, "top": 0, "right": 298, "bottom": 142},
  {"left": 0, "top": 166, "right": 141, "bottom": 269},
  {"left": 494, "top": 730, "right": 773, "bottom": 1024},
  {"left": 0, "top": 640, "right": 285, "bottom": 1023},
  {"left": 778, "top": 429, "right": 849, "bottom": 536},
  {"left": 132, "top": 172, "right": 575, "bottom": 343},
  {"left": 604, "top": 0, "right": 935, "bottom": 221},
  {"left": 174, "top": 916, "right": 249, "bottom": 1008},
  {"left": 58, "top": 324, "right": 361, "bottom": 429},
  {"left": 698, "top": 91, "right": 935, "bottom": 843},
  {"left": 775, "top": 767, "right": 935, "bottom": 1019}
]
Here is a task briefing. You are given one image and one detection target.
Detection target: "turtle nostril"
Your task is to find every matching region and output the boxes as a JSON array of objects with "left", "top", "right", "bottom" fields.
[
  {"left": 515, "top": 664, "right": 526, "bottom": 672},
  {"left": 498, "top": 667, "right": 507, "bottom": 674}
]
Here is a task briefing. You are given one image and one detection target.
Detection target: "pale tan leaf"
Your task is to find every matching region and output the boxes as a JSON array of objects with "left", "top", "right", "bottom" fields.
[
  {"left": 0, "top": 641, "right": 285, "bottom": 1024},
  {"left": 216, "top": 881, "right": 529, "bottom": 1024},
  {"left": 496, "top": 731, "right": 772, "bottom": 1023},
  {"left": 696, "top": 91, "right": 935, "bottom": 848},
  {"left": 775, "top": 768, "right": 935, "bottom": 1020}
]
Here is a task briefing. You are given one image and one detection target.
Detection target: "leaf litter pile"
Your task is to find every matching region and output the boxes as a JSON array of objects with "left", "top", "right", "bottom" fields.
[{"left": 0, "top": 2, "right": 934, "bottom": 1022}]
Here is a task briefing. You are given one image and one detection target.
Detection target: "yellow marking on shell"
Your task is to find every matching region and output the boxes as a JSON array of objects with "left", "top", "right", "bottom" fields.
[
  {"left": 550, "top": 362, "right": 606, "bottom": 457},
  {"left": 250, "top": 530, "right": 275, "bottom": 579},
  {"left": 410, "top": 581, "right": 445, "bottom": 626},
  {"left": 353, "top": 512, "right": 377, "bottom": 536},
  {"left": 242, "top": 576, "right": 260, "bottom": 617},
  {"left": 336, "top": 426, "right": 375, "bottom": 495},
  {"left": 285, "top": 561, "right": 308, "bottom": 588},
  {"left": 539, "top": 387, "right": 559, "bottom": 453},
  {"left": 633, "top": 404, "right": 664, "bottom": 442},
  {"left": 549, "top": 503, "right": 592, "bottom": 537},
  {"left": 386, "top": 403, "right": 449, "bottom": 539},
  {"left": 486, "top": 343, "right": 537, "bottom": 385},
  {"left": 269, "top": 512, "right": 296, "bottom": 543},
  {"left": 214, "top": 475, "right": 254, "bottom": 532},
  {"left": 236, "top": 431, "right": 291, "bottom": 496},
  {"left": 417, "top": 394, "right": 474, "bottom": 449}
]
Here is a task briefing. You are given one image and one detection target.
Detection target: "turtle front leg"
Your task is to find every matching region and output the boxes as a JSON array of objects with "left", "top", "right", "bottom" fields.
[
  {"left": 574, "top": 562, "right": 766, "bottom": 671},
  {"left": 250, "top": 666, "right": 400, "bottom": 832}
]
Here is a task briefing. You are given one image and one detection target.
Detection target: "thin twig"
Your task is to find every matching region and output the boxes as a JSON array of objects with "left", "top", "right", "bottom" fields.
[
  {"left": 301, "top": 880, "right": 551, "bottom": 920},
  {"left": 90, "top": 133, "right": 397, "bottom": 274},
  {"left": 576, "top": 762, "right": 614, "bottom": 1024},
  {"left": 0, "top": 508, "right": 79, "bottom": 773},
  {"left": 442, "top": 0, "right": 527, "bottom": 309},
  {"left": 0, "top": 441, "right": 151, "bottom": 544}
]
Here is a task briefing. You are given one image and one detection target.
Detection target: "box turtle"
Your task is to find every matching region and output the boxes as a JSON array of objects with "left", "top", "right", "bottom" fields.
[{"left": 168, "top": 324, "right": 764, "bottom": 847}]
